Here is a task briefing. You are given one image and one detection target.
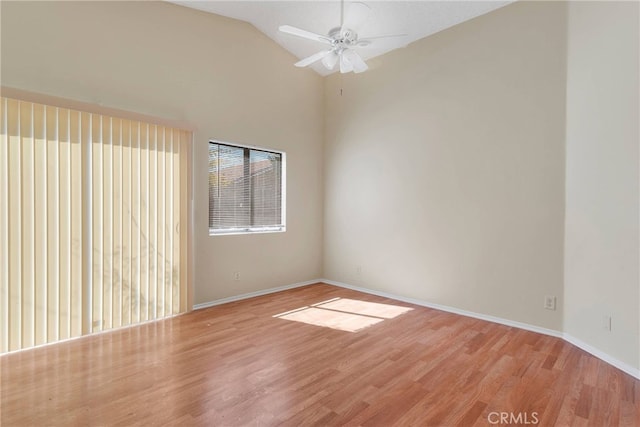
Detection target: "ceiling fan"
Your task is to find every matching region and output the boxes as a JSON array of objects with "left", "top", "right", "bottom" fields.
[{"left": 279, "top": 1, "right": 405, "bottom": 74}]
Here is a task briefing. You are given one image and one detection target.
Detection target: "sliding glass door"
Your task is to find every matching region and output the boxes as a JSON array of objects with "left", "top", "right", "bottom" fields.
[{"left": 0, "top": 97, "right": 191, "bottom": 353}]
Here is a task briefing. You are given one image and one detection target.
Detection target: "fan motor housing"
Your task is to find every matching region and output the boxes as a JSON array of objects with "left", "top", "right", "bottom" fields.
[{"left": 329, "top": 27, "right": 358, "bottom": 47}]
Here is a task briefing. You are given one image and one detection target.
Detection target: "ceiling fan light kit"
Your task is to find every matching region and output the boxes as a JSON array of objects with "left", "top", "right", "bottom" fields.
[{"left": 279, "top": 2, "right": 405, "bottom": 74}]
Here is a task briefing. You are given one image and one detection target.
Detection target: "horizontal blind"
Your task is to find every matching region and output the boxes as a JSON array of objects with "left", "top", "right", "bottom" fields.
[
  {"left": 0, "top": 97, "right": 191, "bottom": 353},
  {"left": 250, "top": 150, "right": 282, "bottom": 227},
  {"left": 209, "top": 144, "right": 249, "bottom": 229},
  {"left": 209, "top": 142, "right": 283, "bottom": 233}
]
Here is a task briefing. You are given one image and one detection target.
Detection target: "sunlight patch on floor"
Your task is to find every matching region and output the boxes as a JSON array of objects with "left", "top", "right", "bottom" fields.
[{"left": 273, "top": 298, "right": 413, "bottom": 332}]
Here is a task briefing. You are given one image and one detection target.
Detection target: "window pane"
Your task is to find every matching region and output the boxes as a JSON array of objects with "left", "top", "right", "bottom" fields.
[
  {"left": 250, "top": 150, "right": 282, "bottom": 227},
  {"left": 209, "top": 144, "right": 250, "bottom": 229}
]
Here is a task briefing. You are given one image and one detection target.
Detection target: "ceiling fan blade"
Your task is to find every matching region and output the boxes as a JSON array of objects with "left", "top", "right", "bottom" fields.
[
  {"left": 339, "top": 54, "right": 354, "bottom": 74},
  {"left": 343, "top": 49, "right": 368, "bottom": 73},
  {"left": 295, "top": 50, "right": 332, "bottom": 68},
  {"left": 342, "top": 2, "right": 371, "bottom": 32},
  {"left": 279, "top": 25, "right": 332, "bottom": 45},
  {"left": 321, "top": 51, "right": 340, "bottom": 70},
  {"left": 356, "top": 34, "right": 409, "bottom": 48}
]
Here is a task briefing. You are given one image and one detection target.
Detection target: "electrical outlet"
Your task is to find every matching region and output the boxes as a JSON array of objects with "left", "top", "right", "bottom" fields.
[
  {"left": 544, "top": 295, "right": 556, "bottom": 311},
  {"left": 233, "top": 271, "right": 240, "bottom": 281},
  {"left": 356, "top": 266, "right": 362, "bottom": 276},
  {"left": 602, "top": 315, "right": 612, "bottom": 331}
]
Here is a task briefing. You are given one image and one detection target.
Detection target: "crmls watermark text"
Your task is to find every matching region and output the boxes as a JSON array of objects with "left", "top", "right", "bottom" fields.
[{"left": 487, "top": 412, "right": 539, "bottom": 425}]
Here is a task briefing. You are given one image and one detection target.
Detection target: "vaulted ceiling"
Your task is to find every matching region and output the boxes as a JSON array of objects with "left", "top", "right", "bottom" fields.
[{"left": 169, "top": 1, "right": 512, "bottom": 75}]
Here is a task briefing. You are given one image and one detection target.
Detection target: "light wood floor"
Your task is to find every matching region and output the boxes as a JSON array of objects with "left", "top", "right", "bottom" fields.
[{"left": 2, "top": 283, "right": 638, "bottom": 426}]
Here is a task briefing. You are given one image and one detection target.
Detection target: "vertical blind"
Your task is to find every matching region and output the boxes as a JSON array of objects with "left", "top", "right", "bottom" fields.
[
  {"left": 0, "top": 97, "right": 191, "bottom": 353},
  {"left": 208, "top": 142, "right": 284, "bottom": 234}
]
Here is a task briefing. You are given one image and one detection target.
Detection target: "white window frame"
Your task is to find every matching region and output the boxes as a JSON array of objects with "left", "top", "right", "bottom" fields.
[{"left": 208, "top": 140, "right": 286, "bottom": 236}]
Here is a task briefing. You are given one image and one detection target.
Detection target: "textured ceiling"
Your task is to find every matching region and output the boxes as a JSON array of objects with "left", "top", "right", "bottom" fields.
[{"left": 169, "top": 1, "right": 513, "bottom": 76}]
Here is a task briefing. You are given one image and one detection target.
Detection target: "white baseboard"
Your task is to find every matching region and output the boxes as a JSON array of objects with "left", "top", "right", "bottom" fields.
[
  {"left": 192, "top": 279, "right": 320, "bottom": 310},
  {"left": 562, "top": 333, "right": 640, "bottom": 379},
  {"left": 321, "top": 279, "right": 563, "bottom": 339},
  {"left": 193, "top": 278, "right": 640, "bottom": 380}
]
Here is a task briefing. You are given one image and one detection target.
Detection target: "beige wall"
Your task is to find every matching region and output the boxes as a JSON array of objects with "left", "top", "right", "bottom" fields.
[
  {"left": 564, "top": 1, "right": 639, "bottom": 371},
  {"left": 323, "top": 1, "right": 567, "bottom": 331},
  {"left": 1, "top": 0, "right": 325, "bottom": 305}
]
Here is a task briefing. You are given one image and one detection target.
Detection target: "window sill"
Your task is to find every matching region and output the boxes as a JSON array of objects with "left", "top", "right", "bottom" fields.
[{"left": 209, "top": 228, "right": 286, "bottom": 237}]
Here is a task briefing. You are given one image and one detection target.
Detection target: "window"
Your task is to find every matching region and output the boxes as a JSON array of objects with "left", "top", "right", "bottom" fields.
[{"left": 208, "top": 142, "right": 285, "bottom": 235}]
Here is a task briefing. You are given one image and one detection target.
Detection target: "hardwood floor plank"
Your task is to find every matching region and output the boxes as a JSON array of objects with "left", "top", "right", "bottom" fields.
[
  {"left": 2, "top": 283, "right": 638, "bottom": 426},
  {"left": 456, "top": 400, "right": 488, "bottom": 426},
  {"left": 575, "top": 384, "right": 594, "bottom": 419}
]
